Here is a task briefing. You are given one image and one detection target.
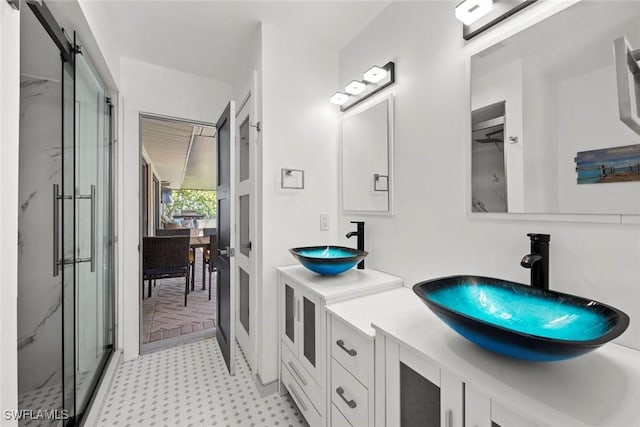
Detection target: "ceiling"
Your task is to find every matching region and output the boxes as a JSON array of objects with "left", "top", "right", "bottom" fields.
[
  {"left": 100, "top": 1, "right": 392, "bottom": 190},
  {"left": 97, "top": 1, "right": 392, "bottom": 83},
  {"left": 141, "top": 117, "right": 217, "bottom": 190}
]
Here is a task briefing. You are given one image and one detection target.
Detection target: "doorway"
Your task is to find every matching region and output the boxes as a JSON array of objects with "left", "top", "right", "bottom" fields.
[
  {"left": 17, "top": 2, "right": 115, "bottom": 424},
  {"left": 471, "top": 101, "right": 508, "bottom": 213},
  {"left": 139, "top": 115, "right": 218, "bottom": 353}
]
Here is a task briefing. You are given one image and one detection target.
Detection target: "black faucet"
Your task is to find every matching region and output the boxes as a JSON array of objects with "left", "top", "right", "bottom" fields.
[
  {"left": 520, "top": 233, "right": 550, "bottom": 290},
  {"left": 346, "top": 221, "right": 365, "bottom": 269}
]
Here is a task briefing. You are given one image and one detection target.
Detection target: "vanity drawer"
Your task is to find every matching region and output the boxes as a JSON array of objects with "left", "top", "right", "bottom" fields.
[
  {"left": 331, "top": 359, "right": 369, "bottom": 427},
  {"left": 331, "top": 404, "right": 353, "bottom": 427},
  {"left": 282, "top": 362, "right": 321, "bottom": 427},
  {"left": 281, "top": 343, "right": 322, "bottom": 412},
  {"left": 331, "top": 316, "right": 373, "bottom": 387}
]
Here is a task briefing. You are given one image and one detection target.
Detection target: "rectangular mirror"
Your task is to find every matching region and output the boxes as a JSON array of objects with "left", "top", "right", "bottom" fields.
[
  {"left": 470, "top": 1, "right": 640, "bottom": 217},
  {"left": 341, "top": 95, "right": 394, "bottom": 214}
]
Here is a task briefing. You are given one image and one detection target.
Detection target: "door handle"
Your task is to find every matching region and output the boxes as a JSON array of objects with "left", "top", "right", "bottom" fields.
[
  {"left": 76, "top": 185, "right": 96, "bottom": 272},
  {"left": 336, "top": 339, "right": 357, "bottom": 357},
  {"left": 217, "top": 247, "right": 235, "bottom": 257},
  {"left": 445, "top": 409, "right": 453, "bottom": 427},
  {"left": 53, "top": 184, "right": 60, "bottom": 277},
  {"left": 336, "top": 387, "right": 357, "bottom": 409}
]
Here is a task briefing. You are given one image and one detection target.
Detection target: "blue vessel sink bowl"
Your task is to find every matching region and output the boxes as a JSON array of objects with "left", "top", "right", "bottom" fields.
[
  {"left": 413, "top": 275, "right": 629, "bottom": 362},
  {"left": 289, "top": 246, "right": 368, "bottom": 276}
]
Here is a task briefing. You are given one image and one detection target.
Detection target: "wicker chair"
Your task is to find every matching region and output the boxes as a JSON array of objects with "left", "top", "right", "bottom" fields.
[
  {"left": 156, "top": 228, "right": 190, "bottom": 237},
  {"left": 202, "top": 233, "right": 217, "bottom": 301},
  {"left": 142, "top": 236, "right": 191, "bottom": 306},
  {"left": 200, "top": 228, "right": 217, "bottom": 292},
  {"left": 156, "top": 228, "right": 195, "bottom": 290}
]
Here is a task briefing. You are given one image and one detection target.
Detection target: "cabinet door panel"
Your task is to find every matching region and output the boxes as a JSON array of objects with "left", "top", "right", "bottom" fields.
[
  {"left": 299, "top": 287, "right": 321, "bottom": 382},
  {"left": 440, "top": 370, "right": 463, "bottom": 427},
  {"left": 465, "top": 383, "right": 491, "bottom": 427},
  {"left": 400, "top": 362, "right": 440, "bottom": 427},
  {"left": 303, "top": 296, "right": 316, "bottom": 366},
  {"left": 282, "top": 282, "right": 297, "bottom": 356}
]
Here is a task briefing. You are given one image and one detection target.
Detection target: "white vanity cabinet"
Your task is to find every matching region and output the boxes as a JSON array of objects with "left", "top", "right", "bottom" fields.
[
  {"left": 278, "top": 265, "right": 402, "bottom": 427},
  {"left": 325, "top": 288, "right": 426, "bottom": 427},
  {"left": 373, "top": 307, "right": 640, "bottom": 427}
]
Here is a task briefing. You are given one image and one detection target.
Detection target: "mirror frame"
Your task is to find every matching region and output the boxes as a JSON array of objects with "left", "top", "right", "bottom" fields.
[
  {"left": 340, "top": 93, "right": 395, "bottom": 216},
  {"left": 464, "top": 0, "right": 640, "bottom": 225}
]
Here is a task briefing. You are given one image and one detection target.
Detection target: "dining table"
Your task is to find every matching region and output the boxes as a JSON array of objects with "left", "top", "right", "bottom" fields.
[{"left": 190, "top": 236, "right": 212, "bottom": 291}]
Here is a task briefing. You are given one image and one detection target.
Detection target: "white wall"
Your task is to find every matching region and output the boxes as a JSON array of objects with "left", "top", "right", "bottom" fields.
[
  {"left": 0, "top": 2, "right": 20, "bottom": 424},
  {"left": 338, "top": 1, "right": 640, "bottom": 350},
  {"left": 556, "top": 65, "right": 640, "bottom": 214},
  {"left": 522, "top": 63, "right": 556, "bottom": 212},
  {"left": 259, "top": 22, "right": 340, "bottom": 384},
  {"left": 118, "top": 58, "right": 232, "bottom": 360}
]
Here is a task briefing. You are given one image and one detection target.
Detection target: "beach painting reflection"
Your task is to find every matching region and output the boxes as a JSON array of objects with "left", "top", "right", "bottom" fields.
[{"left": 575, "top": 144, "right": 640, "bottom": 184}]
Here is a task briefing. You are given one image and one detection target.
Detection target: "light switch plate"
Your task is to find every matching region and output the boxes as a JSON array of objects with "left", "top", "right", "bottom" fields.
[{"left": 320, "top": 213, "right": 329, "bottom": 231}]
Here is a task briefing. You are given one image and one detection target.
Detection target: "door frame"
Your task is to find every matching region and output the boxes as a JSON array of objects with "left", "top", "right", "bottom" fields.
[
  {"left": 136, "top": 112, "right": 217, "bottom": 354},
  {"left": 0, "top": 1, "right": 21, "bottom": 416}
]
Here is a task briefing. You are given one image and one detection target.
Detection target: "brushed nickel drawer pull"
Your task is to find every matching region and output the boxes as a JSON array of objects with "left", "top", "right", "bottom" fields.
[
  {"left": 288, "top": 383, "right": 308, "bottom": 412},
  {"left": 336, "top": 387, "right": 357, "bottom": 409},
  {"left": 336, "top": 339, "right": 357, "bottom": 356},
  {"left": 287, "top": 361, "right": 308, "bottom": 386}
]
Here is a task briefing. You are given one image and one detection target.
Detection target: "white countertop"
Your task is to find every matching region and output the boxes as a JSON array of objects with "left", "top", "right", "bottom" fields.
[
  {"left": 326, "top": 288, "right": 425, "bottom": 338},
  {"left": 277, "top": 265, "right": 402, "bottom": 304},
  {"left": 372, "top": 307, "right": 640, "bottom": 427}
]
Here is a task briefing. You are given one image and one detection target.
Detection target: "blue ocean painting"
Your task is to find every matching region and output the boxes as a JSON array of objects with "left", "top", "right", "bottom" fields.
[{"left": 575, "top": 144, "right": 640, "bottom": 184}]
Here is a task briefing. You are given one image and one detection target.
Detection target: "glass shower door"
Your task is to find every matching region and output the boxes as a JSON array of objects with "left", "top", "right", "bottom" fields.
[{"left": 62, "top": 34, "right": 114, "bottom": 423}]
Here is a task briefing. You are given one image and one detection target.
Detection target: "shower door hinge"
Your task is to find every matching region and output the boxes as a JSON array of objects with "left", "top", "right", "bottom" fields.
[{"left": 7, "top": 0, "right": 19, "bottom": 10}]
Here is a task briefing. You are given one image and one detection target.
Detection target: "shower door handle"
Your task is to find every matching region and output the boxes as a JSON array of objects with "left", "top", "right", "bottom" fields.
[
  {"left": 76, "top": 185, "right": 96, "bottom": 272},
  {"left": 53, "top": 184, "right": 60, "bottom": 277}
]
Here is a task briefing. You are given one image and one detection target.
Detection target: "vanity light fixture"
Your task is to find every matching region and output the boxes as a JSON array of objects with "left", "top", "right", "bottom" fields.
[
  {"left": 363, "top": 66, "right": 387, "bottom": 84},
  {"left": 330, "top": 62, "right": 395, "bottom": 112},
  {"left": 455, "top": 0, "right": 493, "bottom": 25},
  {"left": 345, "top": 80, "right": 367, "bottom": 95},
  {"left": 458, "top": 0, "right": 538, "bottom": 40},
  {"left": 330, "top": 92, "right": 350, "bottom": 106}
]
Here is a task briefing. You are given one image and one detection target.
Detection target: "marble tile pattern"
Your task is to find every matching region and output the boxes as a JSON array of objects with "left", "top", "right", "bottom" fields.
[
  {"left": 98, "top": 340, "right": 309, "bottom": 426},
  {"left": 17, "top": 76, "right": 63, "bottom": 402},
  {"left": 143, "top": 254, "right": 216, "bottom": 344}
]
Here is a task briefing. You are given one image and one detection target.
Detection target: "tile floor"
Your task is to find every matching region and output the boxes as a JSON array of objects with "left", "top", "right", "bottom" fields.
[
  {"left": 17, "top": 384, "right": 63, "bottom": 427},
  {"left": 98, "top": 339, "right": 308, "bottom": 427},
  {"left": 143, "top": 253, "right": 216, "bottom": 344}
]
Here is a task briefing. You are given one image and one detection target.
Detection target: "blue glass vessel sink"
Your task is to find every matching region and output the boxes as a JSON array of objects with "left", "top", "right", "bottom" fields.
[
  {"left": 289, "top": 246, "right": 368, "bottom": 276},
  {"left": 413, "top": 275, "right": 629, "bottom": 362}
]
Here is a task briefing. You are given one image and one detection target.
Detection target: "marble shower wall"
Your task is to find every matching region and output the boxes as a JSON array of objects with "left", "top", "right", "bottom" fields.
[{"left": 18, "top": 75, "right": 63, "bottom": 399}]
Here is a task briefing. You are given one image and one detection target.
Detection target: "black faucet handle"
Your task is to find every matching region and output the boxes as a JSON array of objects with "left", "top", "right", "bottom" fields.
[{"left": 527, "top": 233, "right": 550, "bottom": 243}]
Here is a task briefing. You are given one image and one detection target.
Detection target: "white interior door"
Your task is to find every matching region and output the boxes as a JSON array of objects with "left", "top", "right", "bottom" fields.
[{"left": 235, "top": 75, "right": 257, "bottom": 372}]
